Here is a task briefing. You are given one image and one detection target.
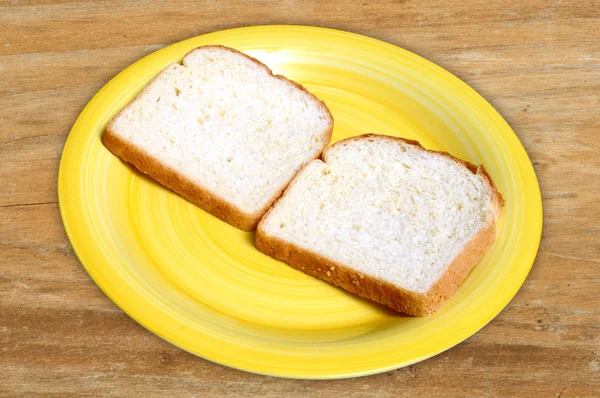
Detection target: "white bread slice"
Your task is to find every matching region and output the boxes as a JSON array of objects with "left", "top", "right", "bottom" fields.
[
  {"left": 256, "top": 134, "right": 503, "bottom": 316},
  {"left": 102, "top": 45, "right": 333, "bottom": 231}
]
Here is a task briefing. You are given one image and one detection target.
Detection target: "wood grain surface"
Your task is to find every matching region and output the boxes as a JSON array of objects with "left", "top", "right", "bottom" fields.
[{"left": 1, "top": 0, "right": 599, "bottom": 396}]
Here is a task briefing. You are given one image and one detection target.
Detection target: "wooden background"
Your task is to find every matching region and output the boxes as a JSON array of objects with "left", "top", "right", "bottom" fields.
[{"left": 1, "top": 0, "right": 599, "bottom": 396}]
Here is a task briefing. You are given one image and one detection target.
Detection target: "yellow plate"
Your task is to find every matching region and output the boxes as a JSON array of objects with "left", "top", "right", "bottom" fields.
[{"left": 59, "top": 25, "right": 542, "bottom": 379}]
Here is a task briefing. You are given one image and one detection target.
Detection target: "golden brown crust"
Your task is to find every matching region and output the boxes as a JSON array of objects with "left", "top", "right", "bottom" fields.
[
  {"left": 101, "top": 129, "right": 259, "bottom": 230},
  {"left": 422, "top": 221, "right": 496, "bottom": 315},
  {"left": 256, "top": 133, "right": 503, "bottom": 316},
  {"left": 101, "top": 45, "right": 333, "bottom": 231},
  {"left": 256, "top": 221, "right": 495, "bottom": 316}
]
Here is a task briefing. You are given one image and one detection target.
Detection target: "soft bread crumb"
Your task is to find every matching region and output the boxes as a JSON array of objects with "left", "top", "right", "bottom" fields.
[
  {"left": 258, "top": 134, "right": 502, "bottom": 298},
  {"left": 104, "top": 45, "right": 333, "bottom": 228}
]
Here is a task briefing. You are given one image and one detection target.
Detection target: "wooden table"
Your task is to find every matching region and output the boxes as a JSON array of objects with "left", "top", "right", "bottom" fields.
[{"left": 1, "top": 0, "right": 598, "bottom": 396}]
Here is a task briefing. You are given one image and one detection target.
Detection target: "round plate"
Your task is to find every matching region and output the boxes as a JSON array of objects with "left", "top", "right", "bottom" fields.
[{"left": 59, "top": 25, "right": 542, "bottom": 379}]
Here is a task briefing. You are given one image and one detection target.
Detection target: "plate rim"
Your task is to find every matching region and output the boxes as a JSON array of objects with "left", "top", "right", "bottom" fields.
[{"left": 58, "top": 24, "right": 543, "bottom": 379}]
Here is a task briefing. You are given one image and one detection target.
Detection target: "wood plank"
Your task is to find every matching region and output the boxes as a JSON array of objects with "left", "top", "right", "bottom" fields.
[{"left": 0, "top": 133, "right": 65, "bottom": 206}]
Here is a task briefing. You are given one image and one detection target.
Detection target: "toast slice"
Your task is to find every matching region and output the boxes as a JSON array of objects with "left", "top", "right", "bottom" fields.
[
  {"left": 256, "top": 134, "right": 503, "bottom": 316},
  {"left": 102, "top": 45, "right": 333, "bottom": 231}
]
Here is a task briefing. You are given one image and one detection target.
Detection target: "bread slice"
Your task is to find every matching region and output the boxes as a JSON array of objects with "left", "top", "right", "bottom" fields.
[
  {"left": 256, "top": 134, "right": 503, "bottom": 316},
  {"left": 102, "top": 45, "right": 333, "bottom": 231}
]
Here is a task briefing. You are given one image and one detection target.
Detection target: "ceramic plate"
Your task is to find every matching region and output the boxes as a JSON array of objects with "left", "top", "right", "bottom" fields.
[{"left": 58, "top": 25, "right": 542, "bottom": 379}]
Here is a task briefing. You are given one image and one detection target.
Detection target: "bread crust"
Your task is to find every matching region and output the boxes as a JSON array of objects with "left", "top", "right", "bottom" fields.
[
  {"left": 256, "top": 221, "right": 495, "bottom": 316},
  {"left": 256, "top": 134, "right": 503, "bottom": 316},
  {"left": 102, "top": 130, "right": 257, "bottom": 230},
  {"left": 102, "top": 45, "right": 333, "bottom": 231}
]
